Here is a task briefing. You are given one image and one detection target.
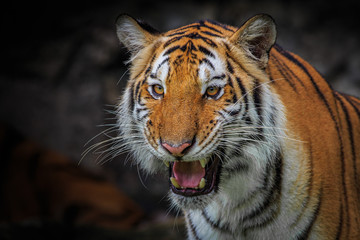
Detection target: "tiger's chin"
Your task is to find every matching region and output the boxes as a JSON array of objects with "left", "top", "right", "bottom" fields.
[{"left": 166, "top": 155, "right": 222, "bottom": 209}]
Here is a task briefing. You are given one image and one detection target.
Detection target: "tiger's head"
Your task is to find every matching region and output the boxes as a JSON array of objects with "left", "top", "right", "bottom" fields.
[{"left": 116, "top": 14, "right": 281, "bottom": 210}]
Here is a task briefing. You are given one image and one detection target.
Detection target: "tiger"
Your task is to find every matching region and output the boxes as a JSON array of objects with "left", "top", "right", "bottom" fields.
[{"left": 114, "top": 14, "right": 360, "bottom": 239}]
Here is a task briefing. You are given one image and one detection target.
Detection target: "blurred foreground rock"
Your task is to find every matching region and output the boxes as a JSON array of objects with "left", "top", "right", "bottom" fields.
[{"left": 0, "top": 124, "right": 143, "bottom": 230}]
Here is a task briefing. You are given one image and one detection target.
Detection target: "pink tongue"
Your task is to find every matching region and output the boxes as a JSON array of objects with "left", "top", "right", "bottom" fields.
[{"left": 173, "top": 161, "right": 205, "bottom": 188}]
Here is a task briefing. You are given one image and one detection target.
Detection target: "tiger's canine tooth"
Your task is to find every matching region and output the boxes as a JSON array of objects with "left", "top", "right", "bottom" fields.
[
  {"left": 199, "top": 178, "right": 206, "bottom": 189},
  {"left": 163, "top": 161, "right": 170, "bottom": 167},
  {"left": 200, "top": 159, "right": 207, "bottom": 168},
  {"left": 170, "top": 177, "right": 181, "bottom": 189}
]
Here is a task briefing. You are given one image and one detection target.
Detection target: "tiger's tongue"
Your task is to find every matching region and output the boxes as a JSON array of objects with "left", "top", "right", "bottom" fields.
[{"left": 173, "top": 161, "right": 205, "bottom": 188}]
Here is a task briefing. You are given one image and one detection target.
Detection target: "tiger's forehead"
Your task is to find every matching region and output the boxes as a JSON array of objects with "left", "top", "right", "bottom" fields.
[
  {"left": 149, "top": 20, "right": 236, "bottom": 84},
  {"left": 163, "top": 20, "right": 236, "bottom": 40}
]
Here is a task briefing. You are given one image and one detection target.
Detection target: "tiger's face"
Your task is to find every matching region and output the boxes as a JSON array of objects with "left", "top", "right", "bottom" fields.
[
  {"left": 141, "top": 40, "right": 229, "bottom": 201},
  {"left": 116, "top": 15, "right": 278, "bottom": 210}
]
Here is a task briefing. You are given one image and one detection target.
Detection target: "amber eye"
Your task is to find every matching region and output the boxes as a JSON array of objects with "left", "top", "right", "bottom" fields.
[
  {"left": 206, "top": 86, "right": 220, "bottom": 97},
  {"left": 152, "top": 84, "right": 164, "bottom": 96}
]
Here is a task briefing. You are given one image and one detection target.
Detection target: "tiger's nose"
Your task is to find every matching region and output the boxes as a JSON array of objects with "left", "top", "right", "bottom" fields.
[{"left": 161, "top": 141, "right": 193, "bottom": 156}]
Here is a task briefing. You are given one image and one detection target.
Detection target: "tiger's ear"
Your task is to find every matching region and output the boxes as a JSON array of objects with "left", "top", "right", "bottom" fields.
[
  {"left": 230, "top": 14, "right": 276, "bottom": 68},
  {"left": 116, "top": 14, "right": 160, "bottom": 58}
]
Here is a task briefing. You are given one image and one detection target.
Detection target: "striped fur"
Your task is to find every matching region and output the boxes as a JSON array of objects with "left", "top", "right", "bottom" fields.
[{"left": 115, "top": 14, "right": 360, "bottom": 239}]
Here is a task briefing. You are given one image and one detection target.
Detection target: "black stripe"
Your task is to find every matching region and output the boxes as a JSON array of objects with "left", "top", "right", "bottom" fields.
[
  {"left": 212, "top": 74, "right": 225, "bottom": 80},
  {"left": 349, "top": 96, "right": 360, "bottom": 106},
  {"left": 145, "top": 66, "right": 151, "bottom": 75},
  {"left": 224, "top": 43, "right": 231, "bottom": 52},
  {"left": 205, "top": 19, "right": 235, "bottom": 32},
  {"left": 232, "top": 89, "right": 238, "bottom": 103},
  {"left": 222, "top": 161, "right": 249, "bottom": 176},
  {"left": 297, "top": 187, "right": 323, "bottom": 240},
  {"left": 167, "top": 31, "right": 186, "bottom": 37},
  {"left": 242, "top": 151, "right": 282, "bottom": 224},
  {"left": 155, "top": 57, "right": 169, "bottom": 73},
  {"left": 290, "top": 141, "right": 315, "bottom": 230},
  {"left": 202, "top": 31, "right": 223, "bottom": 38},
  {"left": 187, "top": 214, "right": 201, "bottom": 240},
  {"left": 163, "top": 37, "right": 180, "bottom": 48},
  {"left": 228, "top": 109, "right": 240, "bottom": 116},
  {"left": 201, "top": 210, "right": 230, "bottom": 232},
  {"left": 145, "top": 55, "right": 157, "bottom": 76},
  {"left": 227, "top": 60, "right": 234, "bottom": 74},
  {"left": 336, "top": 94, "right": 359, "bottom": 234},
  {"left": 180, "top": 40, "right": 198, "bottom": 52},
  {"left": 137, "top": 89, "right": 146, "bottom": 106},
  {"left": 198, "top": 45, "right": 215, "bottom": 58},
  {"left": 275, "top": 45, "right": 335, "bottom": 119},
  {"left": 336, "top": 93, "right": 356, "bottom": 181},
  {"left": 164, "top": 45, "right": 180, "bottom": 55},
  {"left": 335, "top": 201, "right": 343, "bottom": 240},
  {"left": 137, "top": 78, "right": 148, "bottom": 106},
  {"left": 196, "top": 34, "right": 218, "bottom": 48},
  {"left": 243, "top": 207, "right": 279, "bottom": 236},
  {"left": 225, "top": 51, "right": 258, "bottom": 80},
  {"left": 175, "top": 23, "right": 201, "bottom": 32},
  {"left": 261, "top": 159, "right": 273, "bottom": 190},
  {"left": 227, "top": 76, "right": 234, "bottom": 88},
  {"left": 200, "top": 58, "right": 215, "bottom": 70},
  {"left": 136, "top": 107, "right": 147, "bottom": 114},
  {"left": 137, "top": 112, "right": 149, "bottom": 122},
  {"left": 320, "top": 93, "right": 349, "bottom": 239},
  {"left": 134, "top": 80, "right": 141, "bottom": 101},
  {"left": 236, "top": 77, "right": 249, "bottom": 112},
  {"left": 344, "top": 94, "right": 360, "bottom": 119},
  {"left": 216, "top": 110, "right": 227, "bottom": 120},
  {"left": 275, "top": 48, "right": 350, "bottom": 227},
  {"left": 164, "top": 32, "right": 217, "bottom": 48},
  {"left": 199, "top": 20, "right": 223, "bottom": 34},
  {"left": 252, "top": 80, "right": 263, "bottom": 133},
  {"left": 267, "top": 105, "right": 277, "bottom": 126},
  {"left": 343, "top": 94, "right": 360, "bottom": 189},
  {"left": 128, "top": 81, "right": 135, "bottom": 113},
  {"left": 271, "top": 54, "right": 297, "bottom": 92},
  {"left": 273, "top": 52, "right": 306, "bottom": 88},
  {"left": 339, "top": 140, "right": 349, "bottom": 239}
]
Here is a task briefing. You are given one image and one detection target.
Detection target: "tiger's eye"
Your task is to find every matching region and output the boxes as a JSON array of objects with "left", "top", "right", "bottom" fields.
[
  {"left": 206, "top": 86, "right": 220, "bottom": 96},
  {"left": 153, "top": 84, "right": 164, "bottom": 95}
]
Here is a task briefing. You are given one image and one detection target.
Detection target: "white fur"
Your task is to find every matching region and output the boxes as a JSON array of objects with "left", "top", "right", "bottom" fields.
[{"left": 116, "top": 16, "right": 319, "bottom": 239}]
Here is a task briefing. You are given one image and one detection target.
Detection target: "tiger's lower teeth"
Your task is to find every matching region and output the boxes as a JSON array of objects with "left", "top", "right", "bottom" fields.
[{"left": 199, "top": 178, "right": 206, "bottom": 189}]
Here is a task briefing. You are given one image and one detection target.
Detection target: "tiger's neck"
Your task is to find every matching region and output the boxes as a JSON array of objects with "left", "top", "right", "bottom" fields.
[
  {"left": 183, "top": 139, "right": 320, "bottom": 239},
  {"left": 182, "top": 77, "right": 321, "bottom": 239}
]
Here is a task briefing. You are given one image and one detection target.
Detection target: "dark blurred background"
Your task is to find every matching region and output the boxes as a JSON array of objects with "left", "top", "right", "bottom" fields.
[{"left": 1, "top": 0, "right": 359, "bottom": 239}]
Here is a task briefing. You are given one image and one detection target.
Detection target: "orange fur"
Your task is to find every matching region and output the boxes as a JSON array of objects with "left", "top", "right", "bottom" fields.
[
  {"left": 116, "top": 14, "right": 360, "bottom": 238},
  {"left": 268, "top": 48, "right": 360, "bottom": 238}
]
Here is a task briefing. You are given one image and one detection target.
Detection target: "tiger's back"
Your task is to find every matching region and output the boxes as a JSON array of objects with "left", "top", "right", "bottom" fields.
[
  {"left": 268, "top": 45, "right": 360, "bottom": 238},
  {"left": 114, "top": 14, "right": 360, "bottom": 239}
]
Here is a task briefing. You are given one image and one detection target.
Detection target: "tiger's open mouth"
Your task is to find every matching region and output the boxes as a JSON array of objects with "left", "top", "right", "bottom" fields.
[{"left": 166, "top": 156, "right": 220, "bottom": 197}]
